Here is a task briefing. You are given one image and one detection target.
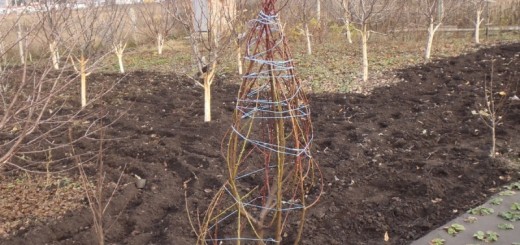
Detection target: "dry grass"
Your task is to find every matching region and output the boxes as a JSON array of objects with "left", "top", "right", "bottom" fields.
[{"left": 0, "top": 174, "right": 85, "bottom": 238}]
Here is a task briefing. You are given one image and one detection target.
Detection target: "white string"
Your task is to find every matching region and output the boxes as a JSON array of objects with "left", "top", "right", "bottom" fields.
[
  {"left": 206, "top": 9, "right": 315, "bottom": 242},
  {"left": 231, "top": 125, "right": 312, "bottom": 157}
]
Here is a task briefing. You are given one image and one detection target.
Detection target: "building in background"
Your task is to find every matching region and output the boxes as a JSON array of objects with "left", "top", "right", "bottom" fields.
[{"left": 192, "top": 0, "right": 236, "bottom": 33}]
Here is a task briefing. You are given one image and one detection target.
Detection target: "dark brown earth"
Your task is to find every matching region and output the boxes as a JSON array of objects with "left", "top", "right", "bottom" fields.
[{"left": 1, "top": 43, "right": 519, "bottom": 245}]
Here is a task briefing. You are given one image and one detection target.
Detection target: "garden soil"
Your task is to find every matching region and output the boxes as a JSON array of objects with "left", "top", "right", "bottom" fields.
[{"left": 1, "top": 43, "right": 519, "bottom": 244}]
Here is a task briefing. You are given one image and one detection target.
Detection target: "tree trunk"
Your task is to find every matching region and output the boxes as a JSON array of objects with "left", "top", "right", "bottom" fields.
[
  {"left": 204, "top": 79, "right": 211, "bottom": 122},
  {"left": 203, "top": 62, "right": 217, "bottom": 122},
  {"left": 490, "top": 120, "right": 496, "bottom": 158},
  {"left": 114, "top": 42, "right": 126, "bottom": 74},
  {"left": 79, "top": 55, "right": 88, "bottom": 108},
  {"left": 475, "top": 9, "right": 483, "bottom": 44},
  {"left": 304, "top": 23, "right": 312, "bottom": 55},
  {"left": 341, "top": 0, "right": 352, "bottom": 44},
  {"left": 17, "top": 23, "right": 25, "bottom": 65},
  {"left": 236, "top": 41, "right": 242, "bottom": 75},
  {"left": 345, "top": 19, "right": 353, "bottom": 44},
  {"left": 425, "top": 19, "right": 440, "bottom": 61},
  {"left": 361, "top": 25, "right": 369, "bottom": 82},
  {"left": 316, "top": 0, "right": 321, "bottom": 23},
  {"left": 0, "top": 37, "right": 5, "bottom": 70},
  {"left": 117, "top": 53, "right": 124, "bottom": 74},
  {"left": 157, "top": 33, "right": 164, "bottom": 55},
  {"left": 49, "top": 41, "right": 59, "bottom": 70}
]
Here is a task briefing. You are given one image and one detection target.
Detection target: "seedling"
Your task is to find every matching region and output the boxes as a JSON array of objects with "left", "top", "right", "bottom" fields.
[
  {"left": 474, "top": 230, "right": 499, "bottom": 242},
  {"left": 487, "top": 231, "right": 499, "bottom": 242},
  {"left": 490, "top": 197, "right": 503, "bottom": 205},
  {"left": 497, "top": 223, "right": 514, "bottom": 230},
  {"left": 464, "top": 216, "right": 478, "bottom": 223},
  {"left": 499, "top": 211, "right": 520, "bottom": 222},
  {"left": 468, "top": 206, "right": 494, "bottom": 216},
  {"left": 444, "top": 223, "right": 465, "bottom": 236},
  {"left": 429, "top": 238, "right": 445, "bottom": 245},
  {"left": 509, "top": 181, "right": 520, "bottom": 190},
  {"left": 475, "top": 60, "right": 510, "bottom": 158},
  {"left": 499, "top": 190, "right": 515, "bottom": 196},
  {"left": 511, "top": 202, "right": 520, "bottom": 211}
]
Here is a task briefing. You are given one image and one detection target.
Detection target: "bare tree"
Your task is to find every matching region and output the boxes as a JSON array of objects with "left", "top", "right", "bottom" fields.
[
  {"left": 338, "top": 0, "right": 354, "bottom": 44},
  {"left": 476, "top": 61, "right": 510, "bottom": 158},
  {"left": 291, "top": 0, "right": 315, "bottom": 55},
  {"left": 418, "top": 0, "right": 461, "bottom": 61},
  {"left": 170, "top": 0, "right": 236, "bottom": 122},
  {"left": 36, "top": 0, "right": 73, "bottom": 70},
  {"left": 136, "top": 2, "right": 178, "bottom": 56},
  {"left": 65, "top": 2, "right": 125, "bottom": 107},
  {"left": 110, "top": 6, "right": 131, "bottom": 74},
  {"left": 349, "top": 0, "right": 396, "bottom": 82},
  {"left": 227, "top": 0, "right": 255, "bottom": 75},
  {"left": 468, "top": 0, "right": 496, "bottom": 44}
]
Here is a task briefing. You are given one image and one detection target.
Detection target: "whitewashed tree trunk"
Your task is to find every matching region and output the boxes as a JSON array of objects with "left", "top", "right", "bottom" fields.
[
  {"left": 341, "top": 0, "right": 353, "bottom": 44},
  {"left": 425, "top": 19, "right": 441, "bottom": 61},
  {"left": 76, "top": 55, "right": 90, "bottom": 108},
  {"left": 157, "top": 33, "right": 164, "bottom": 55},
  {"left": 236, "top": 41, "right": 242, "bottom": 75},
  {"left": 17, "top": 23, "right": 25, "bottom": 65},
  {"left": 475, "top": 9, "right": 484, "bottom": 44},
  {"left": 361, "top": 25, "right": 368, "bottom": 82},
  {"left": 49, "top": 41, "right": 60, "bottom": 70},
  {"left": 203, "top": 61, "right": 217, "bottom": 122},
  {"left": 490, "top": 120, "right": 496, "bottom": 157},
  {"left": 316, "top": 0, "right": 321, "bottom": 22},
  {"left": 204, "top": 81, "right": 211, "bottom": 122},
  {"left": 304, "top": 23, "right": 312, "bottom": 55},
  {"left": 114, "top": 42, "right": 127, "bottom": 74},
  {"left": 345, "top": 18, "right": 353, "bottom": 44}
]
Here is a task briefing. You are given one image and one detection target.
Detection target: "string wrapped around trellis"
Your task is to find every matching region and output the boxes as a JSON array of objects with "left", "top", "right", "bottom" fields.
[{"left": 195, "top": 1, "right": 322, "bottom": 244}]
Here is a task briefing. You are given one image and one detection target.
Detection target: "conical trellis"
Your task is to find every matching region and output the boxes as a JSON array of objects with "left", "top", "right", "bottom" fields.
[{"left": 198, "top": 1, "right": 322, "bottom": 244}]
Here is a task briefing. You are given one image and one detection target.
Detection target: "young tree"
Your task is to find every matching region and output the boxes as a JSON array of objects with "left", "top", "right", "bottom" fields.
[
  {"left": 349, "top": 0, "right": 396, "bottom": 82},
  {"left": 65, "top": 2, "right": 125, "bottom": 107},
  {"left": 476, "top": 61, "right": 509, "bottom": 158},
  {"left": 36, "top": 0, "right": 73, "bottom": 70},
  {"left": 338, "top": 0, "right": 354, "bottom": 44},
  {"left": 170, "top": 0, "right": 236, "bottom": 122},
  {"left": 110, "top": 6, "right": 130, "bottom": 74},
  {"left": 227, "top": 0, "right": 255, "bottom": 75},
  {"left": 292, "top": 0, "right": 314, "bottom": 55},
  {"left": 136, "top": 2, "right": 177, "bottom": 55},
  {"left": 469, "top": 0, "right": 495, "bottom": 44},
  {"left": 418, "top": 0, "right": 461, "bottom": 61}
]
